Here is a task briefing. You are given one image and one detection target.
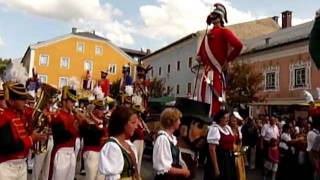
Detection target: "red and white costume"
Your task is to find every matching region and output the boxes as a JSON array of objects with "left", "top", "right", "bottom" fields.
[{"left": 197, "top": 26, "right": 242, "bottom": 116}]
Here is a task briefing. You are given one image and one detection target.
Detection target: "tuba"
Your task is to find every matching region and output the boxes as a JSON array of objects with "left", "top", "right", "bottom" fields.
[{"left": 32, "top": 83, "right": 59, "bottom": 153}]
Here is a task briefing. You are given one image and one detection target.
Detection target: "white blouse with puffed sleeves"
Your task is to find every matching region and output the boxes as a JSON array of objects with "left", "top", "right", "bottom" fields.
[
  {"left": 152, "top": 130, "right": 186, "bottom": 175},
  {"left": 98, "top": 137, "right": 137, "bottom": 180}
]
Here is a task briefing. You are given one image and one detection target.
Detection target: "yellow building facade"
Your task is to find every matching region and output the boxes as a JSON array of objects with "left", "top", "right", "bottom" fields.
[{"left": 22, "top": 30, "right": 136, "bottom": 89}]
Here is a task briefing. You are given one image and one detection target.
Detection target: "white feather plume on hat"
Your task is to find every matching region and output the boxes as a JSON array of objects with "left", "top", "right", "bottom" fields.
[
  {"left": 233, "top": 111, "right": 243, "bottom": 121},
  {"left": 68, "top": 76, "right": 80, "bottom": 90},
  {"left": 3, "top": 61, "right": 28, "bottom": 85},
  {"left": 93, "top": 86, "right": 105, "bottom": 101},
  {"left": 303, "top": 90, "right": 314, "bottom": 103}
]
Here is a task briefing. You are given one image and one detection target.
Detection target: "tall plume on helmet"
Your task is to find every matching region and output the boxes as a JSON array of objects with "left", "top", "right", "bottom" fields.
[
  {"left": 3, "top": 60, "right": 29, "bottom": 85},
  {"left": 213, "top": 3, "right": 228, "bottom": 23},
  {"left": 68, "top": 76, "right": 80, "bottom": 90},
  {"left": 93, "top": 86, "right": 105, "bottom": 101}
]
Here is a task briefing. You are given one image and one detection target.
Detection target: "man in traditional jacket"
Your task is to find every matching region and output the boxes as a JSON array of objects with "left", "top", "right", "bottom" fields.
[
  {"left": 197, "top": 3, "right": 243, "bottom": 116},
  {"left": 0, "top": 82, "right": 47, "bottom": 180},
  {"left": 49, "top": 86, "right": 81, "bottom": 180}
]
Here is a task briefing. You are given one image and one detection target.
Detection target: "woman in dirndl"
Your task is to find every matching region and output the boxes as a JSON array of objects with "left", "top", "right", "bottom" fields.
[
  {"left": 98, "top": 106, "right": 141, "bottom": 180},
  {"left": 153, "top": 108, "right": 191, "bottom": 180},
  {"left": 230, "top": 112, "right": 246, "bottom": 180},
  {"left": 204, "top": 110, "right": 237, "bottom": 180}
]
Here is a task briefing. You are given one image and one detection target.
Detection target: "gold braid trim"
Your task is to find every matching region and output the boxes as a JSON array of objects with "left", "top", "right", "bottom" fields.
[
  {"left": 4, "top": 82, "right": 29, "bottom": 100},
  {"left": 62, "top": 86, "right": 77, "bottom": 101}
]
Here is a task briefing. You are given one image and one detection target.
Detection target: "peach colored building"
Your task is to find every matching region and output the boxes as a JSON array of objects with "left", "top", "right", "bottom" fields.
[{"left": 238, "top": 13, "right": 318, "bottom": 119}]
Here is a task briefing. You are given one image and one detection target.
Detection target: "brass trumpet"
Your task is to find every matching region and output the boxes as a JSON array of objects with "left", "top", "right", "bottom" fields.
[{"left": 32, "top": 83, "right": 59, "bottom": 154}]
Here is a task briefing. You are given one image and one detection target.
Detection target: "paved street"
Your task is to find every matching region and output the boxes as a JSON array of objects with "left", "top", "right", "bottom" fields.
[
  {"left": 72, "top": 155, "right": 261, "bottom": 180},
  {"left": 27, "top": 155, "right": 263, "bottom": 180}
]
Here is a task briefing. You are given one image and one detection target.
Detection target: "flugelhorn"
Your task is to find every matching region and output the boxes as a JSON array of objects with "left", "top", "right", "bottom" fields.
[{"left": 32, "top": 83, "right": 59, "bottom": 154}]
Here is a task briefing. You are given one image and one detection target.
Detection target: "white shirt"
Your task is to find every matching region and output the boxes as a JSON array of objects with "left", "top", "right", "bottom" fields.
[
  {"left": 152, "top": 130, "right": 186, "bottom": 175},
  {"left": 98, "top": 137, "right": 137, "bottom": 180},
  {"left": 279, "top": 133, "right": 291, "bottom": 150},
  {"left": 207, "top": 123, "right": 233, "bottom": 145},
  {"left": 312, "top": 135, "right": 320, "bottom": 152},
  {"left": 261, "top": 124, "right": 279, "bottom": 141},
  {"left": 307, "top": 129, "right": 320, "bottom": 152}
]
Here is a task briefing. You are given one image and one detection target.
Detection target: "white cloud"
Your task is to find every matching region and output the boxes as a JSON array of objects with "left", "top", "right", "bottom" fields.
[
  {"left": 139, "top": 0, "right": 258, "bottom": 40},
  {"left": 0, "top": 0, "right": 135, "bottom": 46}
]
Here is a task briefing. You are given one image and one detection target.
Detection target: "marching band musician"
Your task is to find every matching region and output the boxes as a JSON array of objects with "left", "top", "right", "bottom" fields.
[
  {"left": 120, "top": 64, "right": 133, "bottom": 93},
  {"left": 48, "top": 86, "right": 81, "bottom": 180},
  {"left": 79, "top": 99, "right": 108, "bottom": 180},
  {"left": 0, "top": 82, "right": 47, "bottom": 180},
  {"left": 0, "top": 90, "right": 7, "bottom": 111},
  {"left": 134, "top": 63, "right": 152, "bottom": 108},
  {"left": 197, "top": 3, "right": 242, "bottom": 116},
  {"left": 99, "top": 69, "right": 110, "bottom": 97},
  {"left": 32, "top": 97, "right": 56, "bottom": 180}
]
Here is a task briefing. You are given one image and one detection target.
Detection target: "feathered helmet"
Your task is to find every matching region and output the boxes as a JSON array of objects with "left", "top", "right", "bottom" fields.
[
  {"left": 3, "top": 82, "right": 34, "bottom": 101},
  {"left": 207, "top": 3, "right": 228, "bottom": 25},
  {"left": 316, "top": 9, "right": 320, "bottom": 19},
  {"left": 92, "top": 86, "right": 106, "bottom": 110},
  {"left": 122, "top": 64, "right": 130, "bottom": 74},
  {"left": 61, "top": 77, "right": 79, "bottom": 102},
  {"left": 2, "top": 61, "right": 33, "bottom": 100},
  {"left": 137, "top": 62, "right": 153, "bottom": 80}
]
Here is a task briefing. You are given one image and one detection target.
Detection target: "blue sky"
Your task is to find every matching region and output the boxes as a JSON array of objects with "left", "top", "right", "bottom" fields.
[{"left": 0, "top": 0, "right": 319, "bottom": 59}]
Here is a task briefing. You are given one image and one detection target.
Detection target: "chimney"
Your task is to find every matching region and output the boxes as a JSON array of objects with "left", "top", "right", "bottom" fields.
[
  {"left": 146, "top": 49, "right": 151, "bottom": 55},
  {"left": 272, "top": 16, "right": 279, "bottom": 24},
  {"left": 72, "top": 27, "right": 77, "bottom": 33},
  {"left": 92, "top": 30, "right": 95, "bottom": 35},
  {"left": 282, "top": 10, "right": 292, "bottom": 28}
]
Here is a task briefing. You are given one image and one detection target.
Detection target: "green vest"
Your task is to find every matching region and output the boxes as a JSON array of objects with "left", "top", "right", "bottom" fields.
[{"left": 108, "top": 138, "right": 135, "bottom": 178}]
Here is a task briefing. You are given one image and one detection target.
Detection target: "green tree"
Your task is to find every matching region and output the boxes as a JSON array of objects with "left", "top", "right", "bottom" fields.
[
  {"left": 226, "top": 62, "right": 265, "bottom": 109},
  {"left": 0, "top": 58, "right": 11, "bottom": 76},
  {"left": 150, "top": 77, "right": 172, "bottom": 97}
]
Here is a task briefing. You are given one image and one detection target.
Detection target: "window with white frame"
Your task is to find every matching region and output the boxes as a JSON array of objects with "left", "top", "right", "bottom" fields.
[
  {"left": 263, "top": 66, "right": 279, "bottom": 91},
  {"left": 60, "top": 57, "right": 70, "bottom": 69},
  {"left": 294, "top": 68, "right": 306, "bottom": 88},
  {"left": 59, "top": 77, "right": 68, "bottom": 88},
  {"left": 109, "top": 64, "right": 116, "bottom": 74},
  {"left": 265, "top": 72, "right": 276, "bottom": 90},
  {"left": 289, "top": 61, "right": 311, "bottom": 90},
  {"left": 77, "top": 42, "right": 85, "bottom": 53},
  {"left": 38, "top": 74, "right": 48, "bottom": 83},
  {"left": 95, "top": 46, "right": 103, "bottom": 55},
  {"left": 84, "top": 60, "right": 93, "bottom": 72},
  {"left": 39, "top": 54, "right": 49, "bottom": 66}
]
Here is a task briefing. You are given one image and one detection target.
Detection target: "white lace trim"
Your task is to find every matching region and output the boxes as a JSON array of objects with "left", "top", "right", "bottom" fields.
[{"left": 212, "top": 124, "right": 233, "bottom": 135}]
